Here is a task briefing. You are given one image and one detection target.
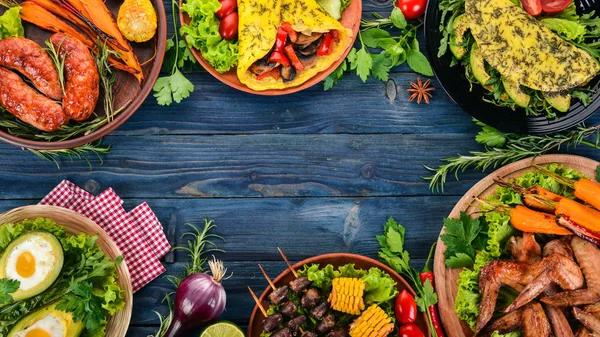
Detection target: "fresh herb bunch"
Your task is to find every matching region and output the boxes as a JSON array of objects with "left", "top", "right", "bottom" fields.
[
  {"left": 377, "top": 217, "right": 439, "bottom": 337},
  {"left": 424, "top": 119, "right": 600, "bottom": 192},
  {"left": 151, "top": 218, "right": 224, "bottom": 337},
  {"left": 152, "top": 0, "right": 196, "bottom": 106},
  {"left": 324, "top": 8, "right": 433, "bottom": 90},
  {"left": 441, "top": 211, "right": 488, "bottom": 268}
]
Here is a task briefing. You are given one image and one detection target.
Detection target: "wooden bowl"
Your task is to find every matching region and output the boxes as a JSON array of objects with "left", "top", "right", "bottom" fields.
[
  {"left": 180, "top": 0, "right": 362, "bottom": 95},
  {"left": 0, "top": 0, "right": 167, "bottom": 150},
  {"left": 0, "top": 205, "right": 133, "bottom": 337},
  {"left": 433, "top": 154, "right": 600, "bottom": 337},
  {"left": 247, "top": 253, "right": 431, "bottom": 337}
]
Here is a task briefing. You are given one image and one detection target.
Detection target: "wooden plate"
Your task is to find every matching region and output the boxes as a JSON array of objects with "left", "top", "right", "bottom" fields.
[
  {"left": 180, "top": 0, "right": 362, "bottom": 96},
  {"left": 0, "top": 205, "right": 133, "bottom": 337},
  {"left": 0, "top": 0, "right": 167, "bottom": 150},
  {"left": 247, "top": 253, "right": 431, "bottom": 337},
  {"left": 433, "top": 154, "right": 600, "bottom": 337}
]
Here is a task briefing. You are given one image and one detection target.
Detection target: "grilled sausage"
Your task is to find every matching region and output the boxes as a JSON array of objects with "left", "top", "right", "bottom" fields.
[
  {"left": 280, "top": 301, "right": 298, "bottom": 317},
  {"left": 0, "top": 37, "right": 62, "bottom": 100},
  {"left": 262, "top": 313, "right": 283, "bottom": 333},
  {"left": 301, "top": 288, "right": 321, "bottom": 308},
  {"left": 289, "top": 276, "right": 311, "bottom": 293},
  {"left": 286, "top": 315, "right": 306, "bottom": 332},
  {"left": 269, "top": 286, "right": 289, "bottom": 305},
  {"left": 0, "top": 67, "right": 67, "bottom": 132},
  {"left": 310, "top": 301, "right": 329, "bottom": 319},
  {"left": 50, "top": 33, "right": 99, "bottom": 122}
]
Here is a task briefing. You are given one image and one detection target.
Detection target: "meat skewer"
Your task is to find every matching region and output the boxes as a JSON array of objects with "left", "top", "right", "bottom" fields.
[
  {"left": 278, "top": 247, "right": 312, "bottom": 292},
  {"left": 259, "top": 264, "right": 289, "bottom": 305},
  {"left": 248, "top": 286, "right": 283, "bottom": 333}
]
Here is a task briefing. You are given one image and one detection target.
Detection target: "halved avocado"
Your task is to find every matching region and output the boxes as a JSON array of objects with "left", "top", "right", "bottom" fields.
[
  {"left": 470, "top": 43, "right": 491, "bottom": 86},
  {"left": 502, "top": 79, "right": 530, "bottom": 107},
  {"left": 544, "top": 92, "right": 571, "bottom": 112},
  {"left": 8, "top": 302, "right": 84, "bottom": 337},
  {"left": 0, "top": 231, "right": 64, "bottom": 303},
  {"left": 450, "top": 14, "right": 470, "bottom": 60}
]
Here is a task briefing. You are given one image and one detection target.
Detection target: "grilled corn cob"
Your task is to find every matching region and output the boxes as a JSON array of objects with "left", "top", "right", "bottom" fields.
[
  {"left": 328, "top": 277, "right": 366, "bottom": 315},
  {"left": 349, "top": 304, "right": 394, "bottom": 337},
  {"left": 117, "top": 0, "right": 157, "bottom": 42}
]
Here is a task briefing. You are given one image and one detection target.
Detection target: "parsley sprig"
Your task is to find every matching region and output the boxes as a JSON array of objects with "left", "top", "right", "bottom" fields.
[
  {"left": 377, "top": 217, "right": 439, "bottom": 337},
  {"left": 0, "top": 279, "right": 19, "bottom": 306},
  {"left": 56, "top": 282, "right": 106, "bottom": 332},
  {"left": 324, "top": 8, "right": 433, "bottom": 90},
  {"left": 152, "top": 0, "right": 196, "bottom": 106},
  {"left": 440, "top": 212, "right": 488, "bottom": 268}
]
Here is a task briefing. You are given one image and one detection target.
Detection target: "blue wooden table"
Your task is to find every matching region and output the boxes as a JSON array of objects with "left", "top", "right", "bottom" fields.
[{"left": 1, "top": 1, "right": 600, "bottom": 336}]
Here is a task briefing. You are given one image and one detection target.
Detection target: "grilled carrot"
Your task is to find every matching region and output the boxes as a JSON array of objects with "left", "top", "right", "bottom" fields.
[
  {"left": 555, "top": 198, "right": 600, "bottom": 233},
  {"left": 523, "top": 186, "right": 564, "bottom": 213},
  {"left": 574, "top": 179, "right": 600, "bottom": 211},
  {"left": 509, "top": 205, "right": 572, "bottom": 235},
  {"left": 556, "top": 215, "right": 600, "bottom": 246}
]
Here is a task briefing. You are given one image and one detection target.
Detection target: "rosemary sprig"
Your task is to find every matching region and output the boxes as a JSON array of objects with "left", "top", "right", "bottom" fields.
[
  {"left": 45, "top": 39, "right": 66, "bottom": 95},
  {"left": 95, "top": 40, "right": 119, "bottom": 122},
  {"left": 152, "top": 218, "right": 224, "bottom": 337},
  {"left": 423, "top": 119, "right": 600, "bottom": 192},
  {"left": 27, "top": 139, "right": 110, "bottom": 168}
]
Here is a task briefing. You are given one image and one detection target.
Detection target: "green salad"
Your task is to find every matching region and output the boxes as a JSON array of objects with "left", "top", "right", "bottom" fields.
[
  {"left": 0, "top": 218, "right": 125, "bottom": 337},
  {"left": 442, "top": 164, "right": 586, "bottom": 336},
  {"left": 180, "top": 0, "right": 239, "bottom": 73},
  {"left": 438, "top": 0, "right": 600, "bottom": 119}
]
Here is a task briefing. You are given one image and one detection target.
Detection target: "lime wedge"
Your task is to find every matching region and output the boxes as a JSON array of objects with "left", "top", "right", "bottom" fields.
[{"left": 200, "top": 321, "right": 245, "bottom": 337}]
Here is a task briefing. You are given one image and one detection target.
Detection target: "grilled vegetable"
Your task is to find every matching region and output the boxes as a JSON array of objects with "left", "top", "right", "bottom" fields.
[
  {"left": 328, "top": 277, "right": 365, "bottom": 315},
  {"left": 117, "top": 0, "right": 157, "bottom": 42},
  {"left": 510, "top": 205, "right": 572, "bottom": 235},
  {"left": 349, "top": 304, "right": 394, "bottom": 337}
]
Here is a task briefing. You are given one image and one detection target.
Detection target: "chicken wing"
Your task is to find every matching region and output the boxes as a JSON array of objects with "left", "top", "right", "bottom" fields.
[
  {"left": 523, "top": 303, "right": 552, "bottom": 337},
  {"left": 574, "top": 307, "right": 600, "bottom": 335},
  {"left": 509, "top": 233, "right": 542, "bottom": 264}
]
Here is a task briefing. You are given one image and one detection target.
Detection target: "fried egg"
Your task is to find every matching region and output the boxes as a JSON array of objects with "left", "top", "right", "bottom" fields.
[
  {"left": 5, "top": 235, "right": 59, "bottom": 291},
  {"left": 12, "top": 315, "right": 66, "bottom": 337}
]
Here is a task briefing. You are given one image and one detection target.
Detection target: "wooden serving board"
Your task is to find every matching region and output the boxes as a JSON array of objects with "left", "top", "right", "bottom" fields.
[{"left": 433, "top": 154, "right": 600, "bottom": 337}]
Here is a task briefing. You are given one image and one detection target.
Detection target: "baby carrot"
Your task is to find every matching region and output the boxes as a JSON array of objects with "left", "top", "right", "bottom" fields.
[
  {"left": 574, "top": 179, "right": 600, "bottom": 211},
  {"left": 510, "top": 205, "right": 572, "bottom": 235},
  {"left": 555, "top": 198, "right": 600, "bottom": 233}
]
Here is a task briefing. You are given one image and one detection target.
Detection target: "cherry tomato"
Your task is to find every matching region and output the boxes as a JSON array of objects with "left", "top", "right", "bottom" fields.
[
  {"left": 521, "top": 0, "right": 542, "bottom": 15},
  {"left": 541, "top": 0, "right": 571, "bottom": 13},
  {"left": 398, "top": 323, "right": 425, "bottom": 337},
  {"left": 219, "top": 12, "right": 238, "bottom": 40},
  {"left": 395, "top": 0, "right": 426, "bottom": 20},
  {"left": 395, "top": 290, "right": 417, "bottom": 324},
  {"left": 216, "top": 0, "right": 237, "bottom": 19}
]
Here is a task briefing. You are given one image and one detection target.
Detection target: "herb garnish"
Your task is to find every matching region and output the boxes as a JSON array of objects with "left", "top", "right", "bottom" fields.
[
  {"left": 56, "top": 281, "right": 106, "bottom": 332},
  {"left": 440, "top": 212, "right": 488, "bottom": 268},
  {"left": 596, "top": 165, "right": 600, "bottom": 182},
  {"left": 324, "top": 8, "right": 433, "bottom": 90},
  {"left": 0, "top": 279, "right": 19, "bottom": 306}
]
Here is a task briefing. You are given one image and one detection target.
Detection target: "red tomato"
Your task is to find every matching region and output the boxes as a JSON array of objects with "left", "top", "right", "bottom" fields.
[
  {"left": 398, "top": 323, "right": 425, "bottom": 337},
  {"left": 521, "top": 0, "right": 543, "bottom": 16},
  {"left": 215, "top": 0, "right": 237, "bottom": 19},
  {"left": 395, "top": 290, "right": 417, "bottom": 324},
  {"left": 541, "top": 0, "right": 571, "bottom": 13},
  {"left": 395, "top": 0, "right": 426, "bottom": 20},
  {"left": 219, "top": 12, "right": 238, "bottom": 40}
]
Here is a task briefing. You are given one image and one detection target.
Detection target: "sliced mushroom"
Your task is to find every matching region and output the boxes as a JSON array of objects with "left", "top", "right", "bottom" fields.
[
  {"left": 298, "top": 53, "right": 317, "bottom": 68},
  {"left": 295, "top": 32, "right": 323, "bottom": 45},
  {"left": 250, "top": 59, "right": 279, "bottom": 75},
  {"left": 296, "top": 37, "right": 322, "bottom": 56},
  {"left": 281, "top": 66, "right": 296, "bottom": 82}
]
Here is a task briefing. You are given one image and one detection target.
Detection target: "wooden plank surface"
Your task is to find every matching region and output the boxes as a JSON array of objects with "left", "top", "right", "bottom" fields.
[{"left": 0, "top": 0, "right": 599, "bottom": 336}]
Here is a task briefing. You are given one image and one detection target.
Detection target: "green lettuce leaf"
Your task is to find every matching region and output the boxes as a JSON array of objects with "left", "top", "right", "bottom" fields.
[
  {"left": 0, "top": 7, "right": 24, "bottom": 39},
  {"left": 361, "top": 268, "right": 398, "bottom": 303},
  {"left": 541, "top": 18, "right": 586, "bottom": 41},
  {"left": 0, "top": 223, "right": 24, "bottom": 251}
]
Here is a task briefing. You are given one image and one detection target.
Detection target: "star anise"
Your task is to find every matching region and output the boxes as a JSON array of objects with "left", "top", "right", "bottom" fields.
[{"left": 407, "top": 78, "right": 435, "bottom": 104}]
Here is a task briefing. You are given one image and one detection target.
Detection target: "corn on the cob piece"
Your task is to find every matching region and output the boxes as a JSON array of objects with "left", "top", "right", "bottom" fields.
[
  {"left": 349, "top": 304, "right": 394, "bottom": 337},
  {"left": 328, "top": 277, "right": 366, "bottom": 315}
]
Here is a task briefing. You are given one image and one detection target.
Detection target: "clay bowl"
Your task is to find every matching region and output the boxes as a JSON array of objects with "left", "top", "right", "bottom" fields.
[
  {"left": 180, "top": 0, "right": 362, "bottom": 95},
  {"left": 0, "top": 205, "right": 133, "bottom": 337},
  {"left": 0, "top": 0, "right": 167, "bottom": 150},
  {"left": 247, "top": 253, "right": 431, "bottom": 337}
]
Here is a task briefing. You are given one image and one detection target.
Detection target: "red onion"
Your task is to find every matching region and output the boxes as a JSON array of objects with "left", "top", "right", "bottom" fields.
[{"left": 164, "top": 258, "right": 228, "bottom": 337}]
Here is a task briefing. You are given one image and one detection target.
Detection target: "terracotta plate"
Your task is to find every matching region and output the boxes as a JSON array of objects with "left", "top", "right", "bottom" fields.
[
  {"left": 180, "top": 0, "right": 362, "bottom": 95},
  {"left": 0, "top": 205, "right": 133, "bottom": 337},
  {"left": 248, "top": 253, "right": 431, "bottom": 337},
  {"left": 0, "top": 0, "right": 167, "bottom": 150},
  {"left": 433, "top": 154, "right": 600, "bottom": 337}
]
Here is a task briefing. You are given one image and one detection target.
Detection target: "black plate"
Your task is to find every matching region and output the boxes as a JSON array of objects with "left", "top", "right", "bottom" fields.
[{"left": 423, "top": 0, "right": 600, "bottom": 134}]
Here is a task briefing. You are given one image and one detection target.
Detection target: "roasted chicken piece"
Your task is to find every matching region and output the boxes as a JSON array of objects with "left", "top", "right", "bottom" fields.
[
  {"left": 508, "top": 233, "right": 542, "bottom": 264},
  {"left": 544, "top": 302, "right": 574, "bottom": 337},
  {"left": 542, "top": 237, "right": 574, "bottom": 259},
  {"left": 479, "top": 309, "right": 523, "bottom": 336},
  {"left": 480, "top": 303, "right": 551, "bottom": 337},
  {"left": 504, "top": 253, "right": 584, "bottom": 312},
  {"left": 574, "top": 307, "right": 600, "bottom": 335},
  {"left": 542, "top": 237, "right": 600, "bottom": 307}
]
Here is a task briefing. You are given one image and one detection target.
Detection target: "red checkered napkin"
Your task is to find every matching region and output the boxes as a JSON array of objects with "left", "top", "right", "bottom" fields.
[{"left": 40, "top": 180, "right": 171, "bottom": 292}]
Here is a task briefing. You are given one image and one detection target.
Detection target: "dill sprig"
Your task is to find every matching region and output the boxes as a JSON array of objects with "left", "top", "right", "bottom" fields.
[
  {"left": 423, "top": 119, "right": 600, "bottom": 192},
  {"left": 152, "top": 218, "right": 224, "bottom": 337}
]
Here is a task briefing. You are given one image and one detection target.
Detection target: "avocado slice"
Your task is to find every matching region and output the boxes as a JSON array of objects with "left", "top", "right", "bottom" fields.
[
  {"left": 502, "top": 79, "right": 530, "bottom": 107},
  {"left": 0, "top": 231, "right": 64, "bottom": 303},
  {"left": 470, "top": 43, "right": 491, "bottom": 86},
  {"left": 8, "top": 302, "right": 84, "bottom": 337},
  {"left": 450, "top": 14, "right": 470, "bottom": 60},
  {"left": 544, "top": 92, "right": 571, "bottom": 112}
]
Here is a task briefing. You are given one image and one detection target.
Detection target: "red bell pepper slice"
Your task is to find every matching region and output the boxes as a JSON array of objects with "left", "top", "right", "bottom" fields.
[
  {"left": 268, "top": 51, "right": 290, "bottom": 67},
  {"left": 284, "top": 45, "right": 305, "bottom": 72},
  {"left": 280, "top": 22, "right": 298, "bottom": 43},
  {"left": 331, "top": 30, "right": 340, "bottom": 42},
  {"left": 274, "top": 26, "right": 288, "bottom": 52},
  {"left": 256, "top": 67, "right": 281, "bottom": 81},
  {"left": 317, "top": 31, "right": 334, "bottom": 56}
]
